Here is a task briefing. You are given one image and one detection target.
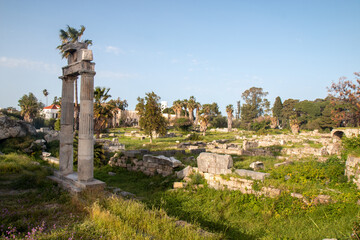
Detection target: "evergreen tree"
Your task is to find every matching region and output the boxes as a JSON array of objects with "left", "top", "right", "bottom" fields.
[
  {"left": 136, "top": 92, "right": 167, "bottom": 143},
  {"left": 272, "top": 96, "right": 283, "bottom": 127}
]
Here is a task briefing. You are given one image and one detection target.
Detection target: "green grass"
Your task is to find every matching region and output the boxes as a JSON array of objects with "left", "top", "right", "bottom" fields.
[
  {"left": 0, "top": 153, "right": 221, "bottom": 239},
  {"left": 150, "top": 185, "right": 359, "bottom": 239}
]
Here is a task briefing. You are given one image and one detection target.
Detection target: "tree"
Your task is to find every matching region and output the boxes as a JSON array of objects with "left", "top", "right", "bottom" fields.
[
  {"left": 136, "top": 92, "right": 167, "bottom": 143},
  {"left": 52, "top": 96, "right": 61, "bottom": 105},
  {"left": 172, "top": 100, "right": 183, "bottom": 118},
  {"left": 187, "top": 96, "right": 197, "bottom": 124},
  {"left": 42, "top": 89, "right": 49, "bottom": 106},
  {"left": 181, "top": 99, "right": 189, "bottom": 117},
  {"left": 240, "top": 87, "right": 270, "bottom": 128},
  {"left": 194, "top": 102, "right": 201, "bottom": 125},
  {"left": 328, "top": 73, "right": 360, "bottom": 127},
  {"left": 18, "top": 92, "right": 41, "bottom": 122},
  {"left": 199, "top": 105, "right": 210, "bottom": 136},
  {"left": 281, "top": 99, "right": 299, "bottom": 128},
  {"left": 226, "top": 104, "right": 234, "bottom": 132},
  {"left": 57, "top": 25, "right": 93, "bottom": 131},
  {"left": 93, "top": 87, "right": 115, "bottom": 138},
  {"left": 272, "top": 96, "right": 282, "bottom": 127}
]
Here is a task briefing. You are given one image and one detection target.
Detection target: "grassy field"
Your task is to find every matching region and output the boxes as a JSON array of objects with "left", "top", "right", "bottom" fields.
[{"left": 1, "top": 129, "right": 360, "bottom": 239}]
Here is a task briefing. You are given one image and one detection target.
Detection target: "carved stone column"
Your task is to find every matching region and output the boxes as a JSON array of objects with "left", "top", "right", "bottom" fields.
[
  {"left": 59, "top": 75, "right": 76, "bottom": 175},
  {"left": 78, "top": 71, "right": 96, "bottom": 182}
]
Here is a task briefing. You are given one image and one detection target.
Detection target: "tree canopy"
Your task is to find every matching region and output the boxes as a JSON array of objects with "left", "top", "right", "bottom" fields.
[
  {"left": 136, "top": 92, "right": 167, "bottom": 143},
  {"left": 18, "top": 92, "right": 41, "bottom": 122}
]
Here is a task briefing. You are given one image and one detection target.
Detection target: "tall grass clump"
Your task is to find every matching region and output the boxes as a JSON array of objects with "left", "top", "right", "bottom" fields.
[{"left": 88, "top": 196, "right": 222, "bottom": 239}]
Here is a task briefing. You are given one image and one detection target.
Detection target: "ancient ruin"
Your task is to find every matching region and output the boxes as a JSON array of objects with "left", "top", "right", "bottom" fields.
[{"left": 50, "top": 42, "right": 105, "bottom": 192}]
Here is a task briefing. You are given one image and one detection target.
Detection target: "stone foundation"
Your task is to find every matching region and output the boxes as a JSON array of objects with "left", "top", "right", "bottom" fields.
[
  {"left": 108, "top": 154, "right": 182, "bottom": 177},
  {"left": 345, "top": 155, "right": 360, "bottom": 189}
]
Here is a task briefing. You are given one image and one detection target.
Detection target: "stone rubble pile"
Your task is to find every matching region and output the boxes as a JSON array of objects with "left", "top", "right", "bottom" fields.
[{"left": 108, "top": 154, "right": 183, "bottom": 177}]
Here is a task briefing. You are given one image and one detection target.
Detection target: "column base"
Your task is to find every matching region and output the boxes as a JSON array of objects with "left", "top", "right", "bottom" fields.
[{"left": 49, "top": 171, "right": 106, "bottom": 194}]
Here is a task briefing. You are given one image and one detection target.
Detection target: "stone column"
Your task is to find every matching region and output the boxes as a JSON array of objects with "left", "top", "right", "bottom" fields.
[
  {"left": 59, "top": 76, "right": 76, "bottom": 175},
  {"left": 78, "top": 71, "right": 95, "bottom": 182}
]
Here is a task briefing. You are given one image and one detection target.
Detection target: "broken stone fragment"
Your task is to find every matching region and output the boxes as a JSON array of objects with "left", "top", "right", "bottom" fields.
[
  {"left": 249, "top": 161, "right": 264, "bottom": 170},
  {"left": 235, "top": 169, "right": 270, "bottom": 181},
  {"left": 176, "top": 166, "right": 194, "bottom": 179}
]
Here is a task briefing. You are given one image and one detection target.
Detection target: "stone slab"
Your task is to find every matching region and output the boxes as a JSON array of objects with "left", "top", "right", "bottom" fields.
[{"left": 235, "top": 169, "right": 270, "bottom": 181}]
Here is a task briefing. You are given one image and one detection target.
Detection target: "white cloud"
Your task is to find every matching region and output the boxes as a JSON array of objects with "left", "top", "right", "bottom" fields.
[
  {"left": 105, "top": 46, "right": 124, "bottom": 55},
  {"left": 97, "top": 70, "right": 136, "bottom": 80},
  {"left": 0, "top": 56, "right": 58, "bottom": 73}
]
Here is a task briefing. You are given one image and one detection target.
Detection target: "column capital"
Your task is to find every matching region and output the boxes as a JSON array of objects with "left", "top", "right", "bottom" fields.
[{"left": 59, "top": 75, "right": 77, "bottom": 81}]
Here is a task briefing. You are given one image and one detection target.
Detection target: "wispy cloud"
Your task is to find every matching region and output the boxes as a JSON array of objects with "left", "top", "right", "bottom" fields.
[
  {"left": 97, "top": 70, "right": 136, "bottom": 80},
  {"left": 0, "top": 56, "right": 58, "bottom": 73},
  {"left": 105, "top": 46, "right": 124, "bottom": 55}
]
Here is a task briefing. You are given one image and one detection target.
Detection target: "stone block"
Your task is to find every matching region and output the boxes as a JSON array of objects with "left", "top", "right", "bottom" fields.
[
  {"left": 345, "top": 155, "right": 360, "bottom": 189},
  {"left": 176, "top": 166, "right": 194, "bottom": 179},
  {"left": 197, "top": 152, "right": 233, "bottom": 174},
  {"left": 235, "top": 169, "right": 270, "bottom": 181},
  {"left": 249, "top": 161, "right": 264, "bottom": 170},
  {"left": 173, "top": 182, "right": 187, "bottom": 189},
  {"left": 274, "top": 161, "right": 293, "bottom": 168}
]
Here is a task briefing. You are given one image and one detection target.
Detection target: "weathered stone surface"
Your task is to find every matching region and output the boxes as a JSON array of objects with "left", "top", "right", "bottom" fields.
[
  {"left": 197, "top": 152, "right": 233, "bottom": 174},
  {"left": 249, "top": 161, "right": 264, "bottom": 170},
  {"left": 174, "top": 182, "right": 187, "bottom": 189},
  {"left": 109, "top": 154, "right": 182, "bottom": 177},
  {"left": 44, "top": 130, "right": 60, "bottom": 142},
  {"left": 313, "top": 195, "right": 332, "bottom": 205},
  {"left": 274, "top": 161, "right": 293, "bottom": 168},
  {"left": 260, "top": 187, "right": 281, "bottom": 198},
  {"left": 243, "top": 140, "right": 258, "bottom": 150},
  {"left": 235, "top": 169, "right": 270, "bottom": 181},
  {"left": 345, "top": 155, "right": 360, "bottom": 189},
  {"left": 176, "top": 166, "right": 193, "bottom": 179},
  {"left": 0, "top": 115, "right": 36, "bottom": 140}
]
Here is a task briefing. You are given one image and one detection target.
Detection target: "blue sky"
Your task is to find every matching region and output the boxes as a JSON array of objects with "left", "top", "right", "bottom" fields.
[{"left": 0, "top": 0, "right": 359, "bottom": 114}]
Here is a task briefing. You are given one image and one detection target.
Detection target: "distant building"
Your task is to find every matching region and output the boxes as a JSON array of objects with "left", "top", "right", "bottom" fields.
[
  {"left": 161, "top": 101, "right": 168, "bottom": 112},
  {"left": 42, "top": 104, "right": 60, "bottom": 119}
]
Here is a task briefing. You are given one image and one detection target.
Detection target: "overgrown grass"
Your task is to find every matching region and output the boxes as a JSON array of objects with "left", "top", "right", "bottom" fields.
[
  {"left": 94, "top": 165, "right": 176, "bottom": 198},
  {"left": 150, "top": 185, "right": 359, "bottom": 239},
  {"left": 0, "top": 153, "right": 221, "bottom": 239}
]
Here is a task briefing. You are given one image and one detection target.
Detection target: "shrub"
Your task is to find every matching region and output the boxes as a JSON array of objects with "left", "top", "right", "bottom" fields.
[
  {"left": 174, "top": 117, "right": 192, "bottom": 132},
  {"left": 210, "top": 116, "right": 227, "bottom": 128},
  {"left": 250, "top": 120, "right": 270, "bottom": 132},
  {"left": 342, "top": 135, "right": 360, "bottom": 158},
  {"left": 186, "top": 133, "right": 203, "bottom": 141}
]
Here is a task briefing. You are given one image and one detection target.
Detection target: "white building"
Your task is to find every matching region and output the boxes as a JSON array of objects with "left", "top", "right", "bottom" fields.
[
  {"left": 161, "top": 101, "right": 168, "bottom": 112},
  {"left": 42, "top": 104, "right": 60, "bottom": 120}
]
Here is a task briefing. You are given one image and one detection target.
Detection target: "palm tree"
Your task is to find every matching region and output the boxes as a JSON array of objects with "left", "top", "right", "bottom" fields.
[
  {"left": 182, "top": 99, "right": 188, "bottom": 117},
  {"left": 194, "top": 102, "right": 201, "bottom": 125},
  {"left": 42, "top": 89, "right": 49, "bottom": 106},
  {"left": 94, "top": 87, "right": 113, "bottom": 138},
  {"left": 187, "top": 96, "right": 197, "bottom": 124},
  {"left": 57, "top": 25, "right": 92, "bottom": 131},
  {"left": 199, "top": 105, "right": 210, "bottom": 136},
  {"left": 57, "top": 25, "right": 92, "bottom": 58},
  {"left": 226, "top": 104, "right": 234, "bottom": 132},
  {"left": 18, "top": 93, "right": 40, "bottom": 122},
  {"left": 172, "top": 100, "right": 183, "bottom": 119}
]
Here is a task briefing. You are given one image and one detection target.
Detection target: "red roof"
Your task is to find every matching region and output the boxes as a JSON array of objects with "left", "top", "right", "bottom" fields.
[{"left": 43, "top": 104, "right": 60, "bottom": 110}]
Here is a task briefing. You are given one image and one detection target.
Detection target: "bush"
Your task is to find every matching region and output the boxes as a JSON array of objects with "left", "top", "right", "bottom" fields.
[
  {"left": 342, "top": 136, "right": 360, "bottom": 158},
  {"left": 186, "top": 133, "right": 203, "bottom": 141},
  {"left": 250, "top": 120, "right": 270, "bottom": 132},
  {"left": 210, "top": 116, "right": 227, "bottom": 128},
  {"left": 174, "top": 117, "right": 192, "bottom": 132}
]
